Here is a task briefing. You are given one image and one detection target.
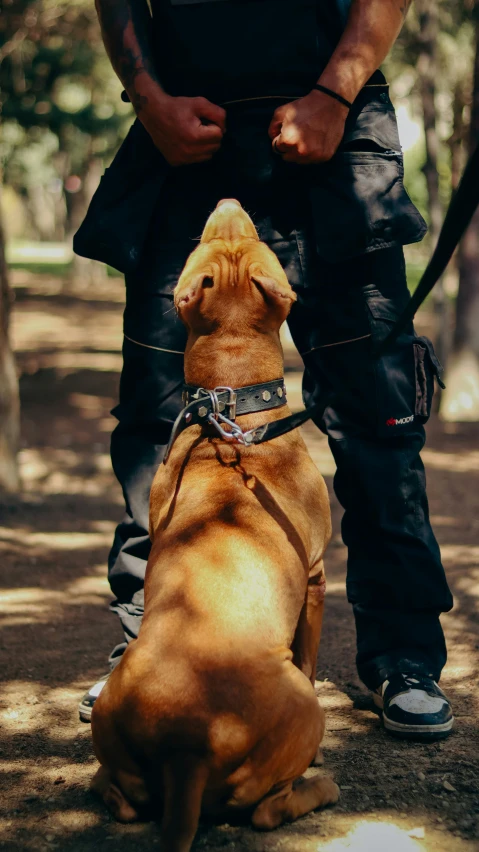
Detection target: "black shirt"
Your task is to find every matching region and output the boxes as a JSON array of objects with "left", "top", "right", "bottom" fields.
[{"left": 150, "top": 0, "right": 344, "bottom": 103}]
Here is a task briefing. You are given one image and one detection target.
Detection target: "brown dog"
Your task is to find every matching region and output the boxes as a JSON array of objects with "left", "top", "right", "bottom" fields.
[{"left": 91, "top": 200, "right": 338, "bottom": 851}]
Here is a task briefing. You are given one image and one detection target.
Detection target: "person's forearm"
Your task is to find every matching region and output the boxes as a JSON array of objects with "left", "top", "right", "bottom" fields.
[
  {"left": 94, "top": 0, "right": 167, "bottom": 114},
  {"left": 318, "top": 0, "right": 412, "bottom": 102}
]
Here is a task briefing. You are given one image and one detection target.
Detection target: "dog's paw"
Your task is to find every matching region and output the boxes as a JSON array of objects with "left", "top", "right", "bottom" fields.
[{"left": 314, "top": 777, "right": 340, "bottom": 807}]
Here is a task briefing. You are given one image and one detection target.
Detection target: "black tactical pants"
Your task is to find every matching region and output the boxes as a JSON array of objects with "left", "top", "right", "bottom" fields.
[{"left": 107, "top": 151, "right": 453, "bottom": 691}]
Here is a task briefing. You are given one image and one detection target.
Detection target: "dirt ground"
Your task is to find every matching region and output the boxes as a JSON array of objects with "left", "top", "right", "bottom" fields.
[{"left": 1, "top": 270, "right": 478, "bottom": 852}]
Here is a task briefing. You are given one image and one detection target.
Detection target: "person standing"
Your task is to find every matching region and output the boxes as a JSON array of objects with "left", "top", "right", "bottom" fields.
[{"left": 76, "top": 0, "right": 454, "bottom": 739}]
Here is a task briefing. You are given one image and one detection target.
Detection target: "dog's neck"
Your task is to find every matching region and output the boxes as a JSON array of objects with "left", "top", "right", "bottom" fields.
[{"left": 183, "top": 330, "right": 284, "bottom": 389}]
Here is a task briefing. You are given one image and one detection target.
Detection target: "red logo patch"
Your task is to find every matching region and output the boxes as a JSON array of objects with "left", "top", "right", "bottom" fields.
[{"left": 386, "top": 415, "right": 414, "bottom": 427}]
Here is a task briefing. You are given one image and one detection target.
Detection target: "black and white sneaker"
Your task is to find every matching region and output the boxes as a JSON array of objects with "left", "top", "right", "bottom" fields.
[
  {"left": 78, "top": 674, "right": 109, "bottom": 723},
  {"left": 373, "top": 673, "right": 454, "bottom": 740}
]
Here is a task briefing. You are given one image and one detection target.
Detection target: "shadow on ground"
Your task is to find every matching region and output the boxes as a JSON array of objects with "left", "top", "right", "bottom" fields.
[{"left": 0, "top": 273, "right": 478, "bottom": 851}]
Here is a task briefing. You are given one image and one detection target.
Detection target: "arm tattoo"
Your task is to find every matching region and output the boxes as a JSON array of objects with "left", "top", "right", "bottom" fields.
[{"left": 95, "top": 0, "right": 158, "bottom": 111}]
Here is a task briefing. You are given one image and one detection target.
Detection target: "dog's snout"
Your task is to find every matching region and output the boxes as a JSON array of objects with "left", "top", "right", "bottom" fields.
[
  {"left": 216, "top": 198, "right": 241, "bottom": 209},
  {"left": 201, "top": 199, "right": 259, "bottom": 243}
]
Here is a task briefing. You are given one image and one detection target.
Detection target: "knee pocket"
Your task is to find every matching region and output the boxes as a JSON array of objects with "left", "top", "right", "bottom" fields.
[{"left": 364, "top": 288, "right": 444, "bottom": 438}]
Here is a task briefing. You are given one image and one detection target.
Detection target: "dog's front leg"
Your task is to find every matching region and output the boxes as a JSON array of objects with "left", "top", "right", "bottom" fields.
[
  {"left": 291, "top": 561, "right": 327, "bottom": 767},
  {"left": 291, "top": 560, "right": 326, "bottom": 685}
]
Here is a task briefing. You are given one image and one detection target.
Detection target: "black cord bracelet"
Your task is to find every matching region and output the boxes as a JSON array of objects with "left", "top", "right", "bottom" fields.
[{"left": 313, "top": 84, "right": 352, "bottom": 109}]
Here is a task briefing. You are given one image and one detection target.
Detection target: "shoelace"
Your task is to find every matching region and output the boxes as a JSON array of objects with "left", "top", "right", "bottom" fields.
[
  {"left": 402, "top": 675, "right": 423, "bottom": 688},
  {"left": 395, "top": 673, "right": 438, "bottom": 694}
]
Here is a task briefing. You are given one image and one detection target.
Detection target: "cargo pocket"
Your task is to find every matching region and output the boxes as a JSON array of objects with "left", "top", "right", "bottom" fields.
[
  {"left": 364, "top": 289, "right": 443, "bottom": 437},
  {"left": 309, "top": 104, "right": 427, "bottom": 263},
  {"left": 74, "top": 120, "right": 169, "bottom": 274},
  {"left": 413, "top": 335, "right": 446, "bottom": 420}
]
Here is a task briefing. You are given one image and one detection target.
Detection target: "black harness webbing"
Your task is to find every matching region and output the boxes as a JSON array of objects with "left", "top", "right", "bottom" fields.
[{"left": 165, "top": 144, "right": 479, "bottom": 459}]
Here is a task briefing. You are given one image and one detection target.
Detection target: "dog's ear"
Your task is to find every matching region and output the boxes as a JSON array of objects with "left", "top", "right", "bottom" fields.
[
  {"left": 251, "top": 272, "right": 297, "bottom": 322},
  {"left": 251, "top": 274, "right": 296, "bottom": 304},
  {"left": 175, "top": 272, "right": 214, "bottom": 313}
]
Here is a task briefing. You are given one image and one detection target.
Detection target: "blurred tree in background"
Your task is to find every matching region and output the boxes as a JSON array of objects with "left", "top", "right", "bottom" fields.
[
  {"left": 0, "top": 0, "right": 131, "bottom": 242},
  {"left": 0, "top": 185, "right": 20, "bottom": 492},
  {"left": 0, "top": 0, "right": 133, "bottom": 487}
]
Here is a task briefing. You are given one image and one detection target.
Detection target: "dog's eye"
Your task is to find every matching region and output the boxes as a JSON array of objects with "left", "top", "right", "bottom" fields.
[{"left": 202, "top": 277, "right": 214, "bottom": 289}]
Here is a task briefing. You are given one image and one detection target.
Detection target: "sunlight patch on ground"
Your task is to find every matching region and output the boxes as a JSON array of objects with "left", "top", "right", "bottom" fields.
[
  {"left": 90, "top": 520, "right": 116, "bottom": 533},
  {"left": 0, "top": 680, "right": 101, "bottom": 741},
  {"left": 440, "top": 544, "right": 479, "bottom": 566},
  {"left": 316, "top": 683, "right": 354, "bottom": 713},
  {"left": 1, "top": 679, "right": 106, "bottom": 715},
  {"left": 0, "top": 758, "right": 97, "bottom": 779},
  {"left": 421, "top": 448, "right": 479, "bottom": 472},
  {"left": 1, "top": 679, "right": 87, "bottom": 705},
  {"left": 430, "top": 515, "right": 459, "bottom": 527},
  {"left": 18, "top": 448, "right": 121, "bottom": 497},
  {"left": 319, "top": 820, "right": 425, "bottom": 851},
  {"left": 0, "top": 527, "right": 113, "bottom": 550},
  {"left": 451, "top": 567, "right": 479, "bottom": 600},
  {"left": 44, "top": 809, "right": 105, "bottom": 832},
  {"left": 20, "top": 351, "right": 123, "bottom": 372},
  {"left": 0, "top": 578, "right": 111, "bottom": 627},
  {"left": 0, "top": 808, "right": 102, "bottom": 836},
  {"left": 69, "top": 392, "right": 115, "bottom": 420},
  {"left": 12, "top": 308, "right": 122, "bottom": 353},
  {"left": 10, "top": 267, "right": 125, "bottom": 299},
  {"left": 443, "top": 658, "right": 479, "bottom": 689}
]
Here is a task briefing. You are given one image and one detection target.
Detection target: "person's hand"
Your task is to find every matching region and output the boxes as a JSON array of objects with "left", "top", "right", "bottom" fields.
[
  {"left": 268, "top": 90, "right": 348, "bottom": 165},
  {"left": 139, "top": 94, "right": 226, "bottom": 166}
]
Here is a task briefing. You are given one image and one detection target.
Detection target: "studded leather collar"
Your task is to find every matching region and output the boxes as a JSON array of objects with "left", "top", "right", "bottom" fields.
[
  {"left": 182, "top": 379, "right": 286, "bottom": 415},
  {"left": 164, "top": 379, "right": 287, "bottom": 462}
]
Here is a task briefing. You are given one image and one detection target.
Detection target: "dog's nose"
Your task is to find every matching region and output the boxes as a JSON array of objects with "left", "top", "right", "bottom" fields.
[
  {"left": 216, "top": 198, "right": 242, "bottom": 209},
  {"left": 201, "top": 198, "right": 258, "bottom": 243}
]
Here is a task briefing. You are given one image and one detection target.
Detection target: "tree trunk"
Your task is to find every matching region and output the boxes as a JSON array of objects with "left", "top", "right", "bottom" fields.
[
  {"left": 68, "top": 157, "right": 107, "bottom": 292},
  {"left": 416, "top": 0, "right": 451, "bottom": 377},
  {"left": 0, "top": 185, "right": 21, "bottom": 492},
  {"left": 448, "top": 81, "right": 467, "bottom": 193},
  {"left": 441, "top": 2, "right": 479, "bottom": 420}
]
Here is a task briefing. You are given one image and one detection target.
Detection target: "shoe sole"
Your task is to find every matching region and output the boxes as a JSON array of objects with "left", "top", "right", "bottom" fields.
[
  {"left": 373, "top": 691, "right": 454, "bottom": 740},
  {"left": 79, "top": 704, "right": 93, "bottom": 723},
  {"left": 383, "top": 714, "right": 454, "bottom": 740}
]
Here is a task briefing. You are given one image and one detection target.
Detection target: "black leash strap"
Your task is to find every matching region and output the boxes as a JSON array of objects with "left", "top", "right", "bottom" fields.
[
  {"left": 244, "top": 390, "right": 335, "bottom": 445},
  {"left": 374, "top": 142, "right": 479, "bottom": 359}
]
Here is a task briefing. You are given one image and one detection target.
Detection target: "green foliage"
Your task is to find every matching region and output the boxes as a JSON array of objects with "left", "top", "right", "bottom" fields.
[
  {"left": 1, "top": 0, "right": 130, "bottom": 143},
  {"left": 384, "top": 0, "right": 475, "bottom": 239},
  {"left": 1, "top": 0, "right": 132, "bottom": 237}
]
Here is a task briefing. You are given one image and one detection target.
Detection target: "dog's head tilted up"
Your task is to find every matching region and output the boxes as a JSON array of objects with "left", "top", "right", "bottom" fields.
[{"left": 174, "top": 199, "right": 296, "bottom": 338}]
